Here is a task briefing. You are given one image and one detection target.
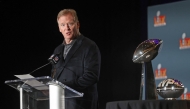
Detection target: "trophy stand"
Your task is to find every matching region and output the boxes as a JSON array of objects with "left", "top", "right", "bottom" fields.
[{"left": 139, "top": 62, "right": 158, "bottom": 100}]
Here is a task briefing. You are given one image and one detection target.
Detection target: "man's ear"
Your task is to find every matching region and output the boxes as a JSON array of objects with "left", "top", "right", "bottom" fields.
[
  {"left": 77, "top": 22, "right": 80, "bottom": 29},
  {"left": 58, "top": 26, "right": 62, "bottom": 32}
]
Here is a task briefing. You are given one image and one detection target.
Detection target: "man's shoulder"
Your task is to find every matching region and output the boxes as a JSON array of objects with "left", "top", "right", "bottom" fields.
[
  {"left": 80, "top": 35, "right": 96, "bottom": 45},
  {"left": 53, "top": 43, "right": 64, "bottom": 54},
  {"left": 55, "top": 43, "right": 63, "bottom": 49}
]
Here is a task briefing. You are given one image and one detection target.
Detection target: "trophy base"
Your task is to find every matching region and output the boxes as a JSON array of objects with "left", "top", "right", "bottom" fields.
[{"left": 164, "top": 98, "right": 176, "bottom": 100}]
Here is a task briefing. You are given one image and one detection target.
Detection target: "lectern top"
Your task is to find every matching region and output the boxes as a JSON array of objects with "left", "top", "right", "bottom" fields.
[{"left": 5, "top": 76, "right": 83, "bottom": 100}]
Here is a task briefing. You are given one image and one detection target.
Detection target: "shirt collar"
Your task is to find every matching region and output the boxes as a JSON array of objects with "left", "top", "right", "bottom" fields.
[{"left": 63, "top": 38, "right": 76, "bottom": 46}]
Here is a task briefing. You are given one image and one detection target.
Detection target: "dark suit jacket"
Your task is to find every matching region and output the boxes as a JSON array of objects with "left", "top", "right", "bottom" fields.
[{"left": 52, "top": 34, "right": 101, "bottom": 109}]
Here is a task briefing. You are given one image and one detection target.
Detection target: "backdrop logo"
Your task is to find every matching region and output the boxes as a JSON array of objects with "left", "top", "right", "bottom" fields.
[
  {"left": 179, "top": 33, "right": 190, "bottom": 49},
  {"left": 154, "top": 11, "right": 166, "bottom": 27},
  {"left": 155, "top": 63, "right": 167, "bottom": 79},
  {"left": 181, "top": 88, "right": 190, "bottom": 100}
]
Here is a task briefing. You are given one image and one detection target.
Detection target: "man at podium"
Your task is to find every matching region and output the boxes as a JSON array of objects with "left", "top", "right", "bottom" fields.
[{"left": 50, "top": 9, "right": 101, "bottom": 109}]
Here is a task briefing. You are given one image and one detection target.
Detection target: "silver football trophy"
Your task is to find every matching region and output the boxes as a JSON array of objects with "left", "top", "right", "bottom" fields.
[
  {"left": 132, "top": 39, "right": 163, "bottom": 100},
  {"left": 157, "top": 78, "right": 184, "bottom": 100}
]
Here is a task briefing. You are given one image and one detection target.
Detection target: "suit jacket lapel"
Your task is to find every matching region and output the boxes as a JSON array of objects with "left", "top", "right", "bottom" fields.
[
  {"left": 54, "top": 44, "right": 64, "bottom": 79},
  {"left": 63, "top": 35, "right": 84, "bottom": 66},
  {"left": 54, "top": 35, "right": 84, "bottom": 79}
]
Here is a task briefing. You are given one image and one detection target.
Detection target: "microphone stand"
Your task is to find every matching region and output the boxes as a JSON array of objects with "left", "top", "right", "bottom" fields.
[{"left": 29, "top": 62, "right": 52, "bottom": 75}]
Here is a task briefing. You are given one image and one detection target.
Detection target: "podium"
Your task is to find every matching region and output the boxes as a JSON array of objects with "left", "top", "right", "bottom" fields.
[{"left": 5, "top": 76, "right": 84, "bottom": 109}]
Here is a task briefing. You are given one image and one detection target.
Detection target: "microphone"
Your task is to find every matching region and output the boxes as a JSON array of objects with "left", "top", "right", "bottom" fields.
[
  {"left": 48, "top": 54, "right": 60, "bottom": 64},
  {"left": 29, "top": 54, "right": 60, "bottom": 75}
]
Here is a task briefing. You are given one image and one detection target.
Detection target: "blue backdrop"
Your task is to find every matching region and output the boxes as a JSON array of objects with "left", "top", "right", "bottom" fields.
[{"left": 148, "top": 0, "right": 190, "bottom": 100}]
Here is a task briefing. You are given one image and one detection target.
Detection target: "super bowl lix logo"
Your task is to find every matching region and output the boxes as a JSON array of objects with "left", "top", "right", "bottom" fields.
[
  {"left": 155, "top": 63, "right": 167, "bottom": 79},
  {"left": 179, "top": 33, "right": 190, "bottom": 49},
  {"left": 154, "top": 11, "right": 166, "bottom": 27}
]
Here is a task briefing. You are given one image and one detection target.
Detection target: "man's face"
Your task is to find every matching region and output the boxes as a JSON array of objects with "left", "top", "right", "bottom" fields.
[{"left": 57, "top": 14, "right": 79, "bottom": 40}]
